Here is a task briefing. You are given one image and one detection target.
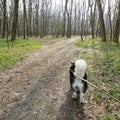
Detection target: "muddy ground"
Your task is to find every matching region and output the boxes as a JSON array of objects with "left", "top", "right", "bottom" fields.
[{"left": 0, "top": 38, "right": 95, "bottom": 120}]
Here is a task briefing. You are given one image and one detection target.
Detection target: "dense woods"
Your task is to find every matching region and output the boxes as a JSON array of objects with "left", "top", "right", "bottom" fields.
[{"left": 0, "top": 0, "right": 120, "bottom": 42}]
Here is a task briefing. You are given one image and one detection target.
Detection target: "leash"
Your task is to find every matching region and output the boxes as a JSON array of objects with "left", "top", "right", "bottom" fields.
[{"left": 70, "top": 69, "right": 120, "bottom": 103}]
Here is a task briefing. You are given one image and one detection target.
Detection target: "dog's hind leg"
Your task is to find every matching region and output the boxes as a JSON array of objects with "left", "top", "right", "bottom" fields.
[{"left": 72, "top": 91, "right": 77, "bottom": 99}]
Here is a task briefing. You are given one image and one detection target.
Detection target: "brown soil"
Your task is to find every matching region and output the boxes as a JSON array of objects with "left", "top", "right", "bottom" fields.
[{"left": 0, "top": 38, "right": 93, "bottom": 120}]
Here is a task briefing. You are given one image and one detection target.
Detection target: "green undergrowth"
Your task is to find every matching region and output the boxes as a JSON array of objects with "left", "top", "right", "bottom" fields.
[
  {"left": 0, "top": 38, "right": 42, "bottom": 70},
  {"left": 76, "top": 38, "right": 120, "bottom": 120}
]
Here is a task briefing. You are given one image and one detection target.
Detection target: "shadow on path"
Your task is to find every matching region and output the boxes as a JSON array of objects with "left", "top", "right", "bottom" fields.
[{"left": 56, "top": 90, "right": 87, "bottom": 120}]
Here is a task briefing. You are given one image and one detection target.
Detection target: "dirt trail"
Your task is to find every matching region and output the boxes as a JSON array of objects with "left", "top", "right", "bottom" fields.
[{"left": 0, "top": 38, "right": 91, "bottom": 120}]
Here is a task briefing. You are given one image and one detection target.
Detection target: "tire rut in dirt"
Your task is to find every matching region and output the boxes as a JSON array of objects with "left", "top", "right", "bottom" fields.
[{"left": 0, "top": 38, "right": 87, "bottom": 120}]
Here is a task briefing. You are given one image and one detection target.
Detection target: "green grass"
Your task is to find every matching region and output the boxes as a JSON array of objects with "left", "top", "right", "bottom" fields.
[
  {"left": 76, "top": 38, "right": 120, "bottom": 119},
  {"left": 76, "top": 39, "right": 120, "bottom": 72},
  {"left": 0, "top": 38, "right": 42, "bottom": 70}
]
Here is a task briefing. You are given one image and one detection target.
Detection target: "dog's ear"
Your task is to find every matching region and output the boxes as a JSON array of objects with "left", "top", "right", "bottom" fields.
[{"left": 71, "top": 61, "right": 75, "bottom": 64}]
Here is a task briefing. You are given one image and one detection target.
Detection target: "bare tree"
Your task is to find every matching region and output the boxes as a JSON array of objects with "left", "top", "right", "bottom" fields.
[
  {"left": 0, "top": 18, "right": 1, "bottom": 37},
  {"left": 35, "top": 0, "right": 39, "bottom": 36},
  {"left": 89, "top": 0, "right": 96, "bottom": 39},
  {"left": 80, "top": 11, "right": 85, "bottom": 41},
  {"left": 95, "top": 0, "right": 106, "bottom": 42},
  {"left": 61, "top": 0, "right": 66, "bottom": 37},
  {"left": 11, "top": 0, "right": 19, "bottom": 41},
  {"left": 73, "top": 1, "right": 78, "bottom": 36},
  {"left": 28, "top": 0, "right": 32, "bottom": 37},
  {"left": 23, "top": 0, "right": 27, "bottom": 39},
  {"left": 0, "top": 0, "right": 2, "bottom": 37},
  {"left": 1, "top": 0, "right": 6, "bottom": 38},
  {"left": 80, "top": 1, "right": 87, "bottom": 41},
  {"left": 113, "top": 0, "right": 120, "bottom": 43},
  {"left": 40, "top": 0, "right": 44, "bottom": 37},
  {"left": 108, "top": 0, "right": 112, "bottom": 42},
  {"left": 76, "top": 2, "right": 81, "bottom": 36},
  {"left": 66, "top": 0, "right": 73, "bottom": 38}
]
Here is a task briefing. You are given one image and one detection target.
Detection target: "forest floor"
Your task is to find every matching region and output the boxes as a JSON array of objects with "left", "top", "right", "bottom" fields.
[{"left": 0, "top": 37, "right": 119, "bottom": 120}]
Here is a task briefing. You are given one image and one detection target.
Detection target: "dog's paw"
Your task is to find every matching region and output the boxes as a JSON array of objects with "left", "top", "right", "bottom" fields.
[{"left": 72, "top": 92, "right": 77, "bottom": 99}]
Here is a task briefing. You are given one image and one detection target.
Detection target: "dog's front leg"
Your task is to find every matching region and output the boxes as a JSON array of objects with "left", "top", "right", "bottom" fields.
[{"left": 80, "top": 92, "right": 84, "bottom": 103}]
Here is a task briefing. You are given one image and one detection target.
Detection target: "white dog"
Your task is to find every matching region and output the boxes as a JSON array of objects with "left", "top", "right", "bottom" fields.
[{"left": 69, "top": 59, "right": 88, "bottom": 104}]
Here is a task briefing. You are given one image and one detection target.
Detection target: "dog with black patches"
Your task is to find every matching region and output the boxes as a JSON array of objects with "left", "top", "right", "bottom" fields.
[{"left": 69, "top": 59, "right": 88, "bottom": 104}]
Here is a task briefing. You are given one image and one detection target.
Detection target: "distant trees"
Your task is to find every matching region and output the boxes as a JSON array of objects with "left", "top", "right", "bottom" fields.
[
  {"left": 40, "top": 0, "right": 52, "bottom": 37},
  {"left": 0, "top": 0, "right": 119, "bottom": 43}
]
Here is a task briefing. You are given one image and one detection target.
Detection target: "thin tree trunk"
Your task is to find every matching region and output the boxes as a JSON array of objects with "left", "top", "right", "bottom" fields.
[
  {"left": 62, "top": 11, "right": 66, "bottom": 37},
  {"left": 11, "top": 0, "right": 19, "bottom": 41},
  {"left": 28, "top": 0, "right": 32, "bottom": 37},
  {"left": 41, "top": 0, "right": 44, "bottom": 38},
  {"left": 2, "top": 0, "right": 6, "bottom": 38},
  {"left": 73, "top": 1, "right": 77, "bottom": 36},
  {"left": 89, "top": 1, "right": 96, "bottom": 39},
  {"left": 23, "top": 0, "right": 26, "bottom": 39},
  {"left": 0, "top": 19, "right": 1, "bottom": 37},
  {"left": 113, "top": 1, "right": 120, "bottom": 43},
  {"left": 96, "top": 0, "right": 106, "bottom": 42},
  {"left": 66, "top": 0, "right": 73, "bottom": 38},
  {"left": 35, "top": 0, "right": 39, "bottom": 36},
  {"left": 108, "top": 0, "right": 112, "bottom": 42}
]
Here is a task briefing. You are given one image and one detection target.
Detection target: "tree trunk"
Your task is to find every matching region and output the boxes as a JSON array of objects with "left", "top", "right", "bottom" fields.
[
  {"left": 0, "top": 19, "right": 1, "bottom": 37},
  {"left": 113, "top": 1, "right": 120, "bottom": 43},
  {"left": 108, "top": 0, "right": 112, "bottom": 42},
  {"left": 11, "top": 0, "right": 19, "bottom": 41},
  {"left": 40, "top": 0, "right": 45, "bottom": 38},
  {"left": 62, "top": 11, "right": 66, "bottom": 37},
  {"left": 23, "top": 0, "right": 27, "bottom": 39},
  {"left": 89, "top": 1, "right": 96, "bottom": 39},
  {"left": 66, "top": 0, "right": 73, "bottom": 38},
  {"left": 35, "top": 0, "right": 39, "bottom": 36},
  {"left": 28, "top": 0, "right": 32, "bottom": 37},
  {"left": 73, "top": 1, "right": 77, "bottom": 36},
  {"left": 2, "top": 0, "right": 6, "bottom": 38},
  {"left": 67, "top": 12, "right": 71, "bottom": 38},
  {"left": 96, "top": 0, "right": 106, "bottom": 42}
]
